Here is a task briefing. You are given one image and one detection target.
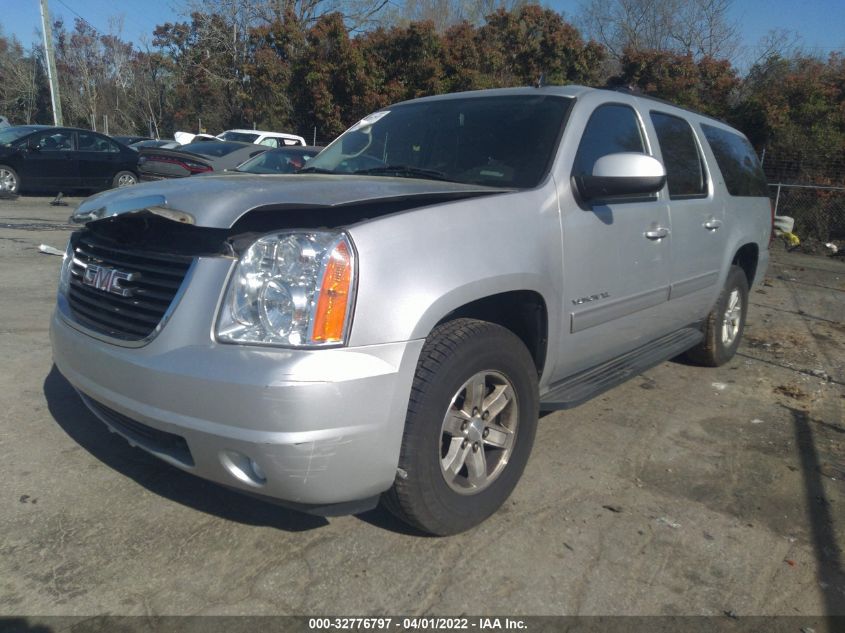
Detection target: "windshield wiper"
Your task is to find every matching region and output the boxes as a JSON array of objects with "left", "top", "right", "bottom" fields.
[{"left": 353, "top": 165, "right": 454, "bottom": 182}]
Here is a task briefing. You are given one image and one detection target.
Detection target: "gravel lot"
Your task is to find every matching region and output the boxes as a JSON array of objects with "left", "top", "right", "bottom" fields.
[{"left": 0, "top": 194, "right": 843, "bottom": 619}]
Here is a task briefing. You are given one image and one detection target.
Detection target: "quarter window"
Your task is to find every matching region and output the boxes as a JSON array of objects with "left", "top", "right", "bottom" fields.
[
  {"left": 650, "top": 112, "right": 706, "bottom": 199},
  {"left": 701, "top": 124, "right": 768, "bottom": 197},
  {"left": 572, "top": 104, "right": 646, "bottom": 178}
]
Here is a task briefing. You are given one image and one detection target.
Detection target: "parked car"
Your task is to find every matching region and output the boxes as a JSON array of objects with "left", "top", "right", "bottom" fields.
[
  {"left": 173, "top": 132, "right": 219, "bottom": 145},
  {"left": 233, "top": 146, "right": 322, "bottom": 174},
  {"left": 217, "top": 129, "right": 306, "bottom": 147},
  {"left": 112, "top": 135, "right": 152, "bottom": 146},
  {"left": 0, "top": 125, "right": 139, "bottom": 194},
  {"left": 53, "top": 86, "right": 771, "bottom": 535},
  {"left": 129, "top": 139, "right": 181, "bottom": 151},
  {"left": 137, "top": 141, "right": 268, "bottom": 180}
]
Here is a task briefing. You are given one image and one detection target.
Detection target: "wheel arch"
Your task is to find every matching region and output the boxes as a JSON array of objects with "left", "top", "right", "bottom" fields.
[
  {"left": 426, "top": 287, "right": 550, "bottom": 379},
  {"left": 732, "top": 242, "right": 759, "bottom": 287}
]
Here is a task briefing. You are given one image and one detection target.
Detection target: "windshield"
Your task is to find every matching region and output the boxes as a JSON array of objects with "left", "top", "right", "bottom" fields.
[
  {"left": 181, "top": 142, "right": 247, "bottom": 157},
  {"left": 218, "top": 131, "right": 259, "bottom": 143},
  {"left": 304, "top": 95, "right": 572, "bottom": 188},
  {"left": 0, "top": 127, "right": 42, "bottom": 146}
]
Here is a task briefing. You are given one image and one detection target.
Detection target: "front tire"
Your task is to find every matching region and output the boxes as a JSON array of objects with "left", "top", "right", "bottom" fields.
[
  {"left": 383, "top": 319, "right": 539, "bottom": 535},
  {"left": 685, "top": 265, "right": 749, "bottom": 367},
  {"left": 0, "top": 165, "right": 19, "bottom": 194},
  {"left": 112, "top": 171, "right": 138, "bottom": 188}
]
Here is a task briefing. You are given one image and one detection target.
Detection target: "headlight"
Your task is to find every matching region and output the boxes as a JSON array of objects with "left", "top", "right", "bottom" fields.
[{"left": 216, "top": 231, "right": 356, "bottom": 347}]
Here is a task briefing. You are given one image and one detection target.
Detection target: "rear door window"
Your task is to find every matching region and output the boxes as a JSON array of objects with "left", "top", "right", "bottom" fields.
[
  {"left": 701, "top": 124, "right": 768, "bottom": 197},
  {"left": 78, "top": 132, "right": 119, "bottom": 153},
  {"left": 650, "top": 112, "right": 706, "bottom": 199}
]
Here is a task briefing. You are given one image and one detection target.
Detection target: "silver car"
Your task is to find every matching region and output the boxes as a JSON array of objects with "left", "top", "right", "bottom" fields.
[{"left": 51, "top": 86, "right": 771, "bottom": 534}]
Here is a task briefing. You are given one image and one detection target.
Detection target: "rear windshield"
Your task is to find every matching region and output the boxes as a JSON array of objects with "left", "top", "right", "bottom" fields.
[
  {"left": 305, "top": 95, "right": 572, "bottom": 188},
  {"left": 181, "top": 142, "right": 246, "bottom": 157},
  {"left": 701, "top": 124, "right": 768, "bottom": 197},
  {"left": 218, "top": 131, "right": 259, "bottom": 143}
]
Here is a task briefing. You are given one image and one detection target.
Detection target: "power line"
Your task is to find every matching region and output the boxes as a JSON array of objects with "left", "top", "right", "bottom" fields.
[{"left": 53, "top": 0, "right": 106, "bottom": 36}]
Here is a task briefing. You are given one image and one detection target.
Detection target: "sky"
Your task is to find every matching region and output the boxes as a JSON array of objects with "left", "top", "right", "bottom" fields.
[{"left": 2, "top": 0, "right": 844, "bottom": 71}]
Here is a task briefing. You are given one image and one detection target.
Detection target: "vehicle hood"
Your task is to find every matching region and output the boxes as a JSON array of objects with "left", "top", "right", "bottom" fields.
[{"left": 72, "top": 173, "right": 510, "bottom": 229}]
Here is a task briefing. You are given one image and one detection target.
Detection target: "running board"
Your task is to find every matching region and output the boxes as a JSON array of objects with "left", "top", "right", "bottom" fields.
[{"left": 540, "top": 327, "right": 704, "bottom": 411}]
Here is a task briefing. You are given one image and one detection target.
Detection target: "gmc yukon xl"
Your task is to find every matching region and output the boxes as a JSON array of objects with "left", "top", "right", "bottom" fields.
[{"left": 51, "top": 86, "right": 771, "bottom": 534}]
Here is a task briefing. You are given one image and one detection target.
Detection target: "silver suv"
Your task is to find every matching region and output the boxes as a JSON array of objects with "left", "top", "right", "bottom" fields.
[{"left": 51, "top": 86, "right": 771, "bottom": 535}]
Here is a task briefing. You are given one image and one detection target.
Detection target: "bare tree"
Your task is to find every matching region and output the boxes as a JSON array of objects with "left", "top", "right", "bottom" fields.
[
  {"left": 0, "top": 32, "right": 42, "bottom": 124},
  {"left": 182, "top": 0, "right": 393, "bottom": 33},
  {"left": 579, "top": 0, "right": 740, "bottom": 61},
  {"left": 383, "top": 0, "right": 529, "bottom": 31}
]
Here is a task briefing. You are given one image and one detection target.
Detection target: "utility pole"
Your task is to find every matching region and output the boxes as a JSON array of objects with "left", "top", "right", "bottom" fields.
[{"left": 39, "top": 0, "right": 63, "bottom": 126}]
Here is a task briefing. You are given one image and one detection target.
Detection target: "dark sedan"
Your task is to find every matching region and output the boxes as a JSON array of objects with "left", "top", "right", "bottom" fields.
[
  {"left": 112, "top": 135, "right": 152, "bottom": 146},
  {"left": 129, "top": 139, "right": 181, "bottom": 151},
  {"left": 138, "top": 141, "right": 268, "bottom": 181},
  {"left": 0, "top": 126, "right": 139, "bottom": 194},
  {"left": 234, "top": 146, "right": 323, "bottom": 174}
]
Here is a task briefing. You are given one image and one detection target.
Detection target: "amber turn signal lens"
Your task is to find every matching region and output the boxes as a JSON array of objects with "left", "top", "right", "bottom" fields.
[{"left": 311, "top": 240, "right": 353, "bottom": 343}]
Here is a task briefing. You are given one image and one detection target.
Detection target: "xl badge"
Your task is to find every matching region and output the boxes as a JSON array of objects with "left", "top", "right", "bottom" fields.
[{"left": 82, "top": 264, "right": 137, "bottom": 297}]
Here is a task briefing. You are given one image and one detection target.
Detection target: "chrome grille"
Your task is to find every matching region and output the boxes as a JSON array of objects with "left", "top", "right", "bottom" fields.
[{"left": 67, "top": 233, "right": 193, "bottom": 341}]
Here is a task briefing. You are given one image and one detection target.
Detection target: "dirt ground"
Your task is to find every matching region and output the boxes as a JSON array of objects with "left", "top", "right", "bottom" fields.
[{"left": 0, "top": 194, "right": 842, "bottom": 621}]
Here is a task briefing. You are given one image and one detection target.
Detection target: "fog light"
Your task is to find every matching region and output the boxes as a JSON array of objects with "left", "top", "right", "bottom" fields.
[
  {"left": 220, "top": 450, "right": 267, "bottom": 486},
  {"left": 249, "top": 458, "right": 266, "bottom": 482}
]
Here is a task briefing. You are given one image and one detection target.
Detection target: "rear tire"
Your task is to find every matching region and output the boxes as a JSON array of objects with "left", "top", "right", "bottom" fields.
[
  {"left": 383, "top": 318, "right": 539, "bottom": 535},
  {"left": 685, "top": 265, "right": 749, "bottom": 367},
  {"left": 112, "top": 171, "right": 138, "bottom": 188},
  {"left": 0, "top": 165, "right": 19, "bottom": 194}
]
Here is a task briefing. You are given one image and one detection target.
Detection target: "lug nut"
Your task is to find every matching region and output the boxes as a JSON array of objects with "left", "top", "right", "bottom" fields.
[
  {"left": 472, "top": 408, "right": 479, "bottom": 416},
  {"left": 482, "top": 428, "right": 489, "bottom": 438},
  {"left": 462, "top": 440, "right": 468, "bottom": 449},
  {"left": 461, "top": 421, "right": 468, "bottom": 431},
  {"left": 472, "top": 442, "right": 480, "bottom": 452},
  {"left": 482, "top": 411, "right": 490, "bottom": 420}
]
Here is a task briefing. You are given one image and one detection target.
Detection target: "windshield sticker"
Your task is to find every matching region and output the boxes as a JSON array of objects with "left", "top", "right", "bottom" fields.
[{"left": 349, "top": 111, "right": 390, "bottom": 131}]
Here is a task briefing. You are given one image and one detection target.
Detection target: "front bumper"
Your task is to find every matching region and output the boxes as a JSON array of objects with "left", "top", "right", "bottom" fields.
[{"left": 50, "top": 277, "right": 423, "bottom": 508}]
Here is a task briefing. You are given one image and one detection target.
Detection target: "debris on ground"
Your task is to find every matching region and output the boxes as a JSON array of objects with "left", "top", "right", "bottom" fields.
[
  {"left": 602, "top": 504, "right": 623, "bottom": 513},
  {"left": 656, "top": 517, "right": 681, "bottom": 529},
  {"left": 751, "top": 419, "right": 765, "bottom": 424},
  {"left": 809, "top": 369, "right": 830, "bottom": 381},
  {"left": 711, "top": 382, "right": 728, "bottom": 391},
  {"left": 38, "top": 244, "right": 64, "bottom": 256},
  {"left": 50, "top": 192, "right": 68, "bottom": 207},
  {"left": 774, "top": 384, "right": 809, "bottom": 400}
]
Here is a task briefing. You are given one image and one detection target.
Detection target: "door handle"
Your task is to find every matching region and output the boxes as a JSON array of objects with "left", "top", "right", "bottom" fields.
[
  {"left": 645, "top": 227, "right": 670, "bottom": 240},
  {"left": 703, "top": 218, "right": 722, "bottom": 230}
]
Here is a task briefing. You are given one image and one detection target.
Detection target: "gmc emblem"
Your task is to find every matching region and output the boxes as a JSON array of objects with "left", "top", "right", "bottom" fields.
[{"left": 82, "top": 264, "right": 137, "bottom": 297}]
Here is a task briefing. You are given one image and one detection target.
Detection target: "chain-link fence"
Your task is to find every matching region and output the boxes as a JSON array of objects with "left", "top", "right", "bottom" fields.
[
  {"left": 769, "top": 184, "right": 845, "bottom": 242},
  {"left": 762, "top": 150, "right": 845, "bottom": 243}
]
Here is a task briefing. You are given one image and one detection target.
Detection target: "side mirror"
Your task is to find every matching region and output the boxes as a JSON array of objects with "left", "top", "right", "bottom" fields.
[
  {"left": 26, "top": 139, "right": 40, "bottom": 152},
  {"left": 577, "top": 153, "right": 666, "bottom": 202}
]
